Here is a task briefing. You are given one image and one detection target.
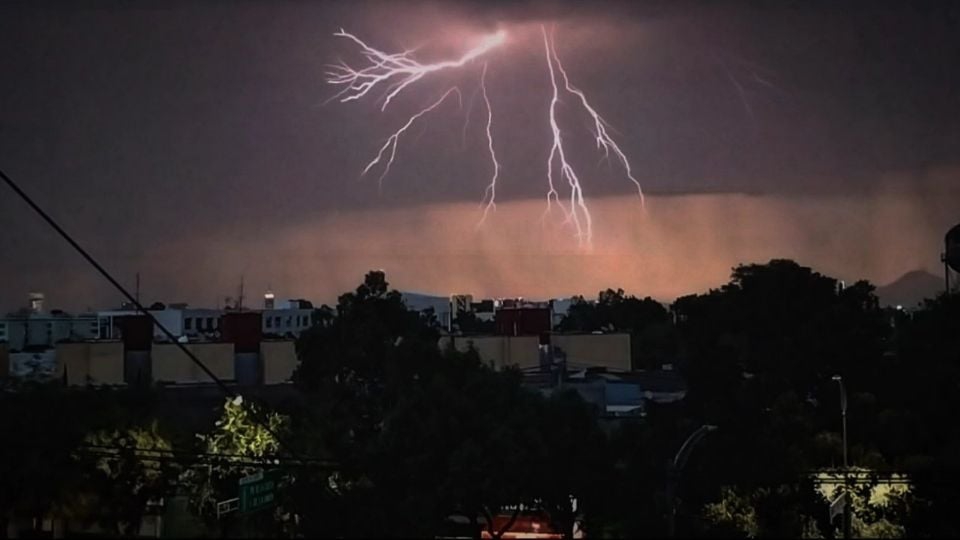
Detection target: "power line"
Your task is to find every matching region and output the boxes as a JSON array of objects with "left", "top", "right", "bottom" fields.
[
  {"left": 75, "top": 448, "right": 335, "bottom": 471},
  {"left": 0, "top": 165, "right": 304, "bottom": 463},
  {"left": 76, "top": 443, "right": 339, "bottom": 469}
]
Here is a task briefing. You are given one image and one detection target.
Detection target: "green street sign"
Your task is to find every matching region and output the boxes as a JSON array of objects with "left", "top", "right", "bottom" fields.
[{"left": 238, "top": 470, "right": 277, "bottom": 514}]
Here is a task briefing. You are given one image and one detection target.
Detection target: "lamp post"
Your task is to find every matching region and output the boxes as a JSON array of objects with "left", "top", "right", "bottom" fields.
[
  {"left": 832, "top": 375, "right": 851, "bottom": 540},
  {"left": 666, "top": 424, "right": 718, "bottom": 537}
]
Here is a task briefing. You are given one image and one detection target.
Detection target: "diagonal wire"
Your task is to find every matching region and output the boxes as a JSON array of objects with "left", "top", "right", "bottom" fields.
[{"left": 0, "top": 165, "right": 308, "bottom": 463}]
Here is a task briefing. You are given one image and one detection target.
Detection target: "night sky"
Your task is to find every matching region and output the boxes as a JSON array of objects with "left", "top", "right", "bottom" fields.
[{"left": 2, "top": 0, "right": 959, "bottom": 311}]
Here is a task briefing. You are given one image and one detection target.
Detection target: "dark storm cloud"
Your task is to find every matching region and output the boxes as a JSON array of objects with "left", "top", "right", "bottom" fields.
[
  {"left": 1, "top": 0, "right": 959, "bottom": 310},
  {"left": 439, "top": 0, "right": 677, "bottom": 27}
]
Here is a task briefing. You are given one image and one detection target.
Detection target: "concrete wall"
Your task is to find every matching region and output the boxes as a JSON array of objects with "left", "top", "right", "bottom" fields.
[
  {"left": 440, "top": 335, "right": 541, "bottom": 370},
  {"left": 261, "top": 340, "right": 298, "bottom": 384},
  {"left": 58, "top": 342, "right": 125, "bottom": 386},
  {"left": 152, "top": 342, "right": 234, "bottom": 383},
  {"left": 552, "top": 333, "right": 632, "bottom": 371}
]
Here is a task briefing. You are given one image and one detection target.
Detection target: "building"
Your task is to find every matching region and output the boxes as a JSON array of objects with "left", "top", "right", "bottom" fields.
[
  {"left": 261, "top": 298, "right": 314, "bottom": 338},
  {"left": 401, "top": 291, "right": 455, "bottom": 329},
  {"left": 51, "top": 312, "right": 299, "bottom": 387},
  {"left": 550, "top": 297, "right": 575, "bottom": 328},
  {"left": 450, "top": 294, "right": 474, "bottom": 315},
  {"left": 525, "top": 367, "right": 688, "bottom": 420},
  {"left": 495, "top": 305, "right": 552, "bottom": 338},
  {"left": 0, "top": 312, "right": 100, "bottom": 350},
  {"left": 96, "top": 297, "right": 315, "bottom": 342},
  {"left": 0, "top": 293, "right": 99, "bottom": 351},
  {"left": 440, "top": 332, "right": 633, "bottom": 372},
  {"left": 2, "top": 305, "right": 302, "bottom": 387}
]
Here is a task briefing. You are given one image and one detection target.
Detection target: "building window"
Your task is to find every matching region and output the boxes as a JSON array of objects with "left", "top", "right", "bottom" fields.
[
  {"left": 274, "top": 316, "right": 281, "bottom": 328},
  {"left": 184, "top": 318, "right": 192, "bottom": 330},
  {"left": 206, "top": 317, "right": 213, "bottom": 330},
  {"left": 286, "top": 316, "right": 292, "bottom": 328},
  {"left": 266, "top": 317, "right": 272, "bottom": 329}
]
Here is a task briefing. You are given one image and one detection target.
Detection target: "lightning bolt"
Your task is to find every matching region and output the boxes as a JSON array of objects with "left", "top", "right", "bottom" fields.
[
  {"left": 478, "top": 62, "right": 499, "bottom": 225},
  {"left": 326, "top": 25, "right": 646, "bottom": 249},
  {"left": 548, "top": 33, "right": 645, "bottom": 207},
  {"left": 542, "top": 25, "right": 593, "bottom": 247},
  {"left": 327, "top": 29, "right": 506, "bottom": 111},
  {"left": 362, "top": 87, "right": 462, "bottom": 190}
]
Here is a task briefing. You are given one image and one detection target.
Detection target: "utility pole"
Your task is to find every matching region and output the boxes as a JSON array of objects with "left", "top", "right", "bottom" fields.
[{"left": 832, "top": 375, "right": 851, "bottom": 540}]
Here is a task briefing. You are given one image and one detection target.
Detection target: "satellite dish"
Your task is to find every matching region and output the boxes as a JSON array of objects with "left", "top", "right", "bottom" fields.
[{"left": 946, "top": 223, "right": 960, "bottom": 273}]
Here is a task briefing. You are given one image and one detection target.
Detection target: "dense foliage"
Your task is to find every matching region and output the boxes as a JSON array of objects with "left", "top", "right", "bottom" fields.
[{"left": 2, "top": 261, "right": 959, "bottom": 538}]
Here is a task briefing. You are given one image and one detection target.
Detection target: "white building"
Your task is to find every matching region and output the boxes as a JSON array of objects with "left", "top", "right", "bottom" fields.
[
  {"left": 0, "top": 293, "right": 99, "bottom": 350},
  {"left": 97, "top": 299, "right": 316, "bottom": 342},
  {"left": 261, "top": 307, "right": 314, "bottom": 336},
  {"left": 97, "top": 307, "right": 194, "bottom": 341},
  {"left": 0, "top": 317, "right": 99, "bottom": 352}
]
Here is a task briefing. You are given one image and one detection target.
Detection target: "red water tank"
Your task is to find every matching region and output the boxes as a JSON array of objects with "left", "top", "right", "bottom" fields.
[
  {"left": 221, "top": 312, "right": 263, "bottom": 353},
  {"left": 494, "top": 307, "right": 551, "bottom": 337},
  {"left": 120, "top": 315, "right": 153, "bottom": 351}
]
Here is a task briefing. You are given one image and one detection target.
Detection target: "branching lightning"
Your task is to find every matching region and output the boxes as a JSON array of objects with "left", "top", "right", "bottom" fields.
[
  {"left": 542, "top": 26, "right": 593, "bottom": 246},
  {"left": 326, "top": 24, "right": 646, "bottom": 248},
  {"left": 361, "top": 87, "right": 462, "bottom": 190},
  {"left": 548, "top": 32, "right": 645, "bottom": 208},
  {"left": 478, "top": 62, "right": 500, "bottom": 225},
  {"left": 326, "top": 29, "right": 506, "bottom": 111}
]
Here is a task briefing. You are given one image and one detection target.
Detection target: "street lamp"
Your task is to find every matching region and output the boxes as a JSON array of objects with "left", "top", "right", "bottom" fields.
[
  {"left": 831, "top": 375, "right": 848, "bottom": 469},
  {"left": 831, "top": 375, "right": 851, "bottom": 540},
  {"left": 666, "top": 424, "right": 718, "bottom": 537}
]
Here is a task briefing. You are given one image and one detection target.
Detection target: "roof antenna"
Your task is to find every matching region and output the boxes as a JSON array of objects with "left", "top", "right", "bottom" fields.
[{"left": 238, "top": 275, "right": 245, "bottom": 312}]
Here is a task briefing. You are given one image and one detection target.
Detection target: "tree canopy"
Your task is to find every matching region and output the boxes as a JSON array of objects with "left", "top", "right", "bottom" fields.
[{"left": 4, "top": 262, "right": 959, "bottom": 538}]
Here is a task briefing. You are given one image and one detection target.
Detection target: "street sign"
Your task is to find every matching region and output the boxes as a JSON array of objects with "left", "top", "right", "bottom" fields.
[{"left": 239, "top": 470, "right": 278, "bottom": 514}]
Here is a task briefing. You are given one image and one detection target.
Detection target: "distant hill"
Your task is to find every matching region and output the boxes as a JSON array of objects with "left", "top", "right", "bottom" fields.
[{"left": 875, "top": 270, "right": 944, "bottom": 308}]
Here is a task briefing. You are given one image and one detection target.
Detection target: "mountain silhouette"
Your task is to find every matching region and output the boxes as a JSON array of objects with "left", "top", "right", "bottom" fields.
[{"left": 875, "top": 270, "right": 944, "bottom": 308}]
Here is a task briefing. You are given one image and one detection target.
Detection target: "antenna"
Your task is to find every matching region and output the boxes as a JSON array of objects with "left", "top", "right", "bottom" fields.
[{"left": 238, "top": 275, "right": 245, "bottom": 312}]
